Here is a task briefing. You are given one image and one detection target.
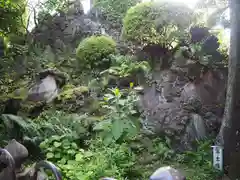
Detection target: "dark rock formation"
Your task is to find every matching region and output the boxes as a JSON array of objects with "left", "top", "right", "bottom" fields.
[
  {"left": 138, "top": 61, "right": 227, "bottom": 150},
  {"left": 31, "top": 1, "right": 124, "bottom": 52}
]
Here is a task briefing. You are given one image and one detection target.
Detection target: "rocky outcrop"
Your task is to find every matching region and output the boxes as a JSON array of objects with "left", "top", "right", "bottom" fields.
[
  {"left": 31, "top": 2, "right": 123, "bottom": 51},
  {"left": 138, "top": 66, "right": 227, "bottom": 150}
]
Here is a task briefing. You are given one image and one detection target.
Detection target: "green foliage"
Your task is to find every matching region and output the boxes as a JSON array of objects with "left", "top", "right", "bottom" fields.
[
  {"left": 195, "top": 0, "right": 229, "bottom": 28},
  {"left": 0, "top": 111, "right": 93, "bottom": 145},
  {"left": 55, "top": 84, "right": 92, "bottom": 113},
  {"left": 93, "top": 87, "right": 140, "bottom": 145},
  {"left": 101, "top": 55, "right": 151, "bottom": 77},
  {"left": 57, "top": 84, "right": 89, "bottom": 101},
  {"left": 39, "top": 135, "right": 79, "bottom": 162},
  {"left": 1, "top": 113, "right": 220, "bottom": 179},
  {"left": 0, "top": 0, "right": 227, "bottom": 179},
  {"left": 76, "top": 35, "right": 117, "bottom": 69},
  {"left": 132, "top": 137, "right": 220, "bottom": 179},
  {"left": 0, "top": 0, "right": 27, "bottom": 36},
  {"left": 40, "top": 137, "right": 136, "bottom": 179},
  {"left": 176, "top": 140, "right": 222, "bottom": 180},
  {"left": 94, "top": 0, "right": 140, "bottom": 25},
  {"left": 37, "top": 0, "right": 70, "bottom": 22},
  {"left": 123, "top": 1, "right": 194, "bottom": 46}
]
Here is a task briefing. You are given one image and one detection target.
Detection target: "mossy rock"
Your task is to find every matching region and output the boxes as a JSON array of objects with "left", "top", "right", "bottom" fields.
[
  {"left": 57, "top": 84, "right": 89, "bottom": 101},
  {"left": 54, "top": 84, "right": 93, "bottom": 113}
]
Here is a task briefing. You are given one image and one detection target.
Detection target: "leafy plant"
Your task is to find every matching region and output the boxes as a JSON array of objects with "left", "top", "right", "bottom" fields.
[
  {"left": 76, "top": 35, "right": 117, "bottom": 69},
  {"left": 40, "top": 135, "right": 79, "bottom": 163},
  {"left": 40, "top": 137, "right": 137, "bottom": 179},
  {"left": 0, "top": 111, "right": 92, "bottom": 145},
  {"left": 178, "top": 140, "right": 222, "bottom": 180},
  {"left": 93, "top": 87, "right": 140, "bottom": 145},
  {"left": 0, "top": 0, "right": 26, "bottom": 35},
  {"left": 101, "top": 55, "right": 151, "bottom": 78}
]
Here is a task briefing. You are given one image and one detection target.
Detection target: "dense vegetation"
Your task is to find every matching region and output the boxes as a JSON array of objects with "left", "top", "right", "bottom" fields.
[{"left": 0, "top": 0, "right": 231, "bottom": 179}]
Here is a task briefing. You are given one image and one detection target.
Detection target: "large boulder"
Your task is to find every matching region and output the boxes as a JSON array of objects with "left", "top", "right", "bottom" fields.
[
  {"left": 138, "top": 68, "right": 227, "bottom": 150},
  {"left": 180, "top": 70, "right": 226, "bottom": 115},
  {"left": 26, "top": 69, "right": 67, "bottom": 104}
]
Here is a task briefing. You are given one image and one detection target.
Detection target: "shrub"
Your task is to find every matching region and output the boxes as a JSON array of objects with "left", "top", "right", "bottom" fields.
[
  {"left": 40, "top": 136, "right": 137, "bottom": 179},
  {"left": 94, "top": 0, "right": 140, "bottom": 25},
  {"left": 93, "top": 87, "right": 140, "bottom": 145},
  {"left": 76, "top": 35, "right": 117, "bottom": 69},
  {"left": 123, "top": 1, "right": 194, "bottom": 46},
  {"left": 101, "top": 54, "right": 151, "bottom": 78}
]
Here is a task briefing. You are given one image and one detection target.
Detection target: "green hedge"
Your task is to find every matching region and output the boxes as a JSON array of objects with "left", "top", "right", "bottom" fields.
[
  {"left": 76, "top": 35, "right": 117, "bottom": 69},
  {"left": 123, "top": 1, "right": 194, "bottom": 46}
]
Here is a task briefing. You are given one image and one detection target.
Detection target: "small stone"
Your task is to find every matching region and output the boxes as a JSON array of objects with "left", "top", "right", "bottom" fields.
[{"left": 150, "top": 166, "right": 186, "bottom": 180}]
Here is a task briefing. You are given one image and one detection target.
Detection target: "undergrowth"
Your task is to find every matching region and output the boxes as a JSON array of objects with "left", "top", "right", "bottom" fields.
[{"left": 0, "top": 89, "right": 221, "bottom": 180}]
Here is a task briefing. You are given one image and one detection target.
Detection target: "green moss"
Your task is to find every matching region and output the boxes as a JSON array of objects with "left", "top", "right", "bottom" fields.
[
  {"left": 57, "top": 84, "right": 89, "bottom": 101},
  {"left": 123, "top": 1, "right": 194, "bottom": 45},
  {"left": 76, "top": 35, "right": 117, "bottom": 69}
]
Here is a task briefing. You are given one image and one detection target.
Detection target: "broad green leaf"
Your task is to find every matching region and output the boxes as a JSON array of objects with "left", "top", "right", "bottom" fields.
[
  {"left": 104, "top": 93, "right": 115, "bottom": 100},
  {"left": 39, "top": 142, "right": 47, "bottom": 149},
  {"left": 71, "top": 142, "right": 78, "bottom": 149},
  {"left": 46, "top": 152, "right": 54, "bottom": 159},
  {"left": 51, "top": 135, "right": 61, "bottom": 141},
  {"left": 118, "top": 99, "right": 125, "bottom": 106},
  {"left": 67, "top": 149, "right": 75, "bottom": 155},
  {"left": 112, "top": 119, "right": 124, "bottom": 140},
  {"left": 75, "top": 153, "right": 83, "bottom": 162},
  {"left": 47, "top": 147, "right": 54, "bottom": 152},
  {"left": 103, "top": 133, "right": 114, "bottom": 146},
  {"left": 59, "top": 157, "right": 67, "bottom": 164},
  {"left": 93, "top": 120, "right": 111, "bottom": 131},
  {"left": 53, "top": 141, "right": 62, "bottom": 148},
  {"left": 54, "top": 153, "right": 61, "bottom": 158}
]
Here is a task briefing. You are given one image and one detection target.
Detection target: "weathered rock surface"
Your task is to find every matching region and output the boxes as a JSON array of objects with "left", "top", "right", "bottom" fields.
[
  {"left": 32, "top": 2, "right": 122, "bottom": 51},
  {"left": 3, "top": 139, "right": 28, "bottom": 169},
  {"left": 138, "top": 66, "right": 227, "bottom": 150},
  {"left": 26, "top": 69, "right": 67, "bottom": 104}
]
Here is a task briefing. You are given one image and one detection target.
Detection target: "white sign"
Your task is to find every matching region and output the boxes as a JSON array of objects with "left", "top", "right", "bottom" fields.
[{"left": 212, "top": 145, "right": 223, "bottom": 171}]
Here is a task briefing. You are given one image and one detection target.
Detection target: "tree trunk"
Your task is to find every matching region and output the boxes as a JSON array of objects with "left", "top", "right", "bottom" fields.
[
  {"left": 90, "top": 0, "right": 94, "bottom": 9},
  {"left": 217, "top": 0, "right": 240, "bottom": 178}
]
